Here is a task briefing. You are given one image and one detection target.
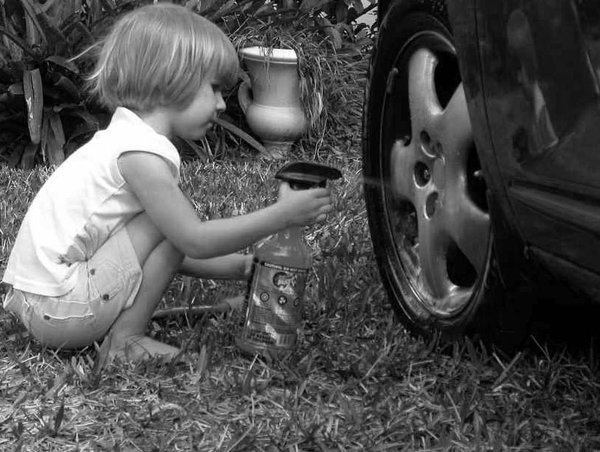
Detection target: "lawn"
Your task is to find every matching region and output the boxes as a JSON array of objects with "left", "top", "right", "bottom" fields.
[{"left": 1, "top": 61, "right": 600, "bottom": 452}]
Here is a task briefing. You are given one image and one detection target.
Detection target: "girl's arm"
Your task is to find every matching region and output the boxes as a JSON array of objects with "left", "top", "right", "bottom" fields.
[
  {"left": 180, "top": 253, "right": 251, "bottom": 280},
  {"left": 118, "top": 152, "right": 332, "bottom": 259}
]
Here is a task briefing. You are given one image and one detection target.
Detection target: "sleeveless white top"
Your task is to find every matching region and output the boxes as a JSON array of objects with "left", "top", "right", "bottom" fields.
[{"left": 2, "top": 107, "right": 180, "bottom": 298}]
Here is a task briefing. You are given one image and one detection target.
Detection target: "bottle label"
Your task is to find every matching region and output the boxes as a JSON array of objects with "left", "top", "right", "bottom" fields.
[{"left": 241, "top": 260, "right": 308, "bottom": 349}]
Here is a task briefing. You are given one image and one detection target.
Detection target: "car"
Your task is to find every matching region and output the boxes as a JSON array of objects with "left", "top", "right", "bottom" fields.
[{"left": 362, "top": 0, "right": 600, "bottom": 350}]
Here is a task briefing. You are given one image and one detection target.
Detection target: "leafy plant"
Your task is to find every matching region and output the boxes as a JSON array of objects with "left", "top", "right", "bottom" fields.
[
  {"left": 0, "top": 0, "right": 117, "bottom": 168},
  {"left": 0, "top": 0, "right": 376, "bottom": 166}
]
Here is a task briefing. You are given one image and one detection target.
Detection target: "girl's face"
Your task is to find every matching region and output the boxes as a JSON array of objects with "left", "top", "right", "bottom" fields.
[{"left": 169, "top": 77, "right": 226, "bottom": 140}]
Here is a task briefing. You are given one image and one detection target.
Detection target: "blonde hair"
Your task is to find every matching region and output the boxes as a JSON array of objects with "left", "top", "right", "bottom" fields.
[{"left": 87, "top": 3, "right": 239, "bottom": 112}]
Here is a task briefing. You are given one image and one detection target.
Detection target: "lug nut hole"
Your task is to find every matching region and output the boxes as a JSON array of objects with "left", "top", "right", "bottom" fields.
[
  {"left": 425, "top": 192, "right": 438, "bottom": 218},
  {"left": 415, "top": 162, "right": 431, "bottom": 186}
]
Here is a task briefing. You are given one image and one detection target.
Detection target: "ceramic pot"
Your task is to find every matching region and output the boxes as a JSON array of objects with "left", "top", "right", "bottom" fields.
[{"left": 238, "top": 46, "right": 308, "bottom": 159}]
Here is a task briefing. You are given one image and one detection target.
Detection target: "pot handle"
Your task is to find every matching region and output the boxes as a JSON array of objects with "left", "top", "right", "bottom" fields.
[{"left": 237, "top": 71, "right": 253, "bottom": 114}]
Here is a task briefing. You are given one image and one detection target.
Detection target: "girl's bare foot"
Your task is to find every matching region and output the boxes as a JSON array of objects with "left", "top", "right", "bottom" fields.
[{"left": 107, "top": 334, "right": 180, "bottom": 362}]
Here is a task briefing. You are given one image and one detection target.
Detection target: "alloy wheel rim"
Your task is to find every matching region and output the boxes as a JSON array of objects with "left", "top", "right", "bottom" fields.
[{"left": 379, "top": 31, "right": 491, "bottom": 317}]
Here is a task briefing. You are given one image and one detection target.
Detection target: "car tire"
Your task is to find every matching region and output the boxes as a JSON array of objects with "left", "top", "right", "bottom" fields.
[{"left": 363, "top": 0, "right": 532, "bottom": 350}]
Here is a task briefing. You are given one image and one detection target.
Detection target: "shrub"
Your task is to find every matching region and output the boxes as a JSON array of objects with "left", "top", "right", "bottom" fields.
[
  {"left": 0, "top": 0, "right": 128, "bottom": 168},
  {"left": 0, "top": 0, "right": 376, "bottom": 167}
]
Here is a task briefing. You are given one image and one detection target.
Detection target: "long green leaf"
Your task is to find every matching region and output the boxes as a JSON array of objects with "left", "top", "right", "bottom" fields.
[
  {"left": 349, "top": 0, "right": 364, "bottom": 13},
  {"left": 9, "top": 83, "right": 24, "bottom": 96},
  {"left": 212, "top": 0, "right": 237, "bottom": 20},
  {"left": 67, "top": 109, "right": 100, "bottom": 130},
  {"left": 19, "top": 0, "right": 47, "bottom": 47},
  {"left": 20, "top": 0, "right": 69, "bottom": 54},
  {"left": 213, "top": 117, "right": 266, "bottom": 155},
  {"left": 53, "top": 75, "right": 80, "bottom": 101},
  {"left": 45, "top": 55, "right": 79, "bottom": 74},
  {"left": 99, "top": 0, "right": 117, "bottom": 10},
  {"left": 0, "top": 25, "right": 38, "bottom": 59},
  {"left": 181, "top": 137, "right": 209, "bottom": 163},
  {"left": 20, "top": 142, "right": 38, "bottom": 169},
  {"left": 300, "top": 0, "right": 333, "bottom": 12},
  {"left": 6, "top": 144, "right": 24, "bottom": 167},
  {"left": 23, "top": 69, "right": 44, "bottom": 145},
  {"left": 41, "top": 109, "right": 65, "bottom": 166}
]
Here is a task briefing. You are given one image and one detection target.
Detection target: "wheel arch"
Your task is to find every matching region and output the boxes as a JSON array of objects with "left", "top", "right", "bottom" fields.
[{"left": 377, "top": 0, "right": 450, "bottom": 29}]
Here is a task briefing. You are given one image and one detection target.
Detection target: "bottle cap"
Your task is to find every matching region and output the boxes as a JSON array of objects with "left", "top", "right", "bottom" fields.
[{"left": 275, "top": 161, "right": 342, "bottom": 189}]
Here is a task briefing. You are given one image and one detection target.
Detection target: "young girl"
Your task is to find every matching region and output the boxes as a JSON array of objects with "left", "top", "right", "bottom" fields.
[{"left": 1, "top": 4, "right": 332, "bottom": 362}]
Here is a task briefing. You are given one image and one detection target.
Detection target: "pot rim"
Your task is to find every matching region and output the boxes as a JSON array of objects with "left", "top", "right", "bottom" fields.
[{"left": 239, "top": 46, "right": 298, "bottom": 64}]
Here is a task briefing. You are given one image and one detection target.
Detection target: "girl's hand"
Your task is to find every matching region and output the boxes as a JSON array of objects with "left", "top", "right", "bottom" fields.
[{"left": 276, "top": 181, "right": 333, "bottom": 227}]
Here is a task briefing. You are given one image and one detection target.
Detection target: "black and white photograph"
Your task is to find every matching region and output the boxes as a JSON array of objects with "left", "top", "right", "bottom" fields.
[{"left": 1, "top": 0, "right": 599, "bottom": 450}]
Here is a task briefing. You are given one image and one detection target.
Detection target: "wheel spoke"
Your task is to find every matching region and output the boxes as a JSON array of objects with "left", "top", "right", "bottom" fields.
[
  {"left": 389, "top": 139, "right": 417, "bottom": 202},
  {"left": 408, "top": 49, "right": 442, "bottom": 133},
  {"left": 437, "top": 84, "right": 491, "bottom": 272},
  {"left": 439, "top": 84, "right": 472, "bottom": 163},
  {"left": 416, "top": 193, "right": 453, "bottom": 298},
  {"left": 450, "top": 194, "right": 490, "bottom": 272}
]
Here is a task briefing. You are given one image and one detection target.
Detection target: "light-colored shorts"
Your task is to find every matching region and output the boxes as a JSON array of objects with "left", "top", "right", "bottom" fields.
[{"left": 3, "top": 226, "right": 142, "bottom": 349}]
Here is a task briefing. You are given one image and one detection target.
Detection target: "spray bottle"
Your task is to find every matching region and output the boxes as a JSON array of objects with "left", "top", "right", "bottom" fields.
[{"left": 236, "top": 161, "right": 342, "bottom": 358}]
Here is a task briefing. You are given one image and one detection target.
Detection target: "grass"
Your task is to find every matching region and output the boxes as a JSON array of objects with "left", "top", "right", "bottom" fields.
[
  {"left": 2, "top": 157, "right": 600, "bottom": 452},
  {"left": 1, "top": 50, "right": 600, "bottom": 452}
]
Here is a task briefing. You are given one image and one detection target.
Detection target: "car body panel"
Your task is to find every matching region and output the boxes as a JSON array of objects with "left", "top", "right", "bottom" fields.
[{"left": 448, "top": 0, "right": 600, "bottom": 297}]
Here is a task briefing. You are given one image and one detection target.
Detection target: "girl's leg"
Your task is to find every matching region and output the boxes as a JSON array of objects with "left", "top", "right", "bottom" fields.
[{"left": 106, "top": 212, "right": 184, "bottom": 361}]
